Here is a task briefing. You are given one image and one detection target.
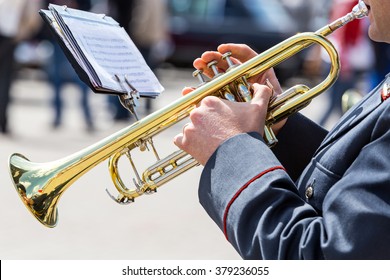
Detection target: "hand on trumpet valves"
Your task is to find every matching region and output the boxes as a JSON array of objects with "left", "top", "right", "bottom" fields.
[
  {"left": 184, "top": 44, "right": 283, "bottom": 94},
  {"left": 177, "top": 44, "right": 288, "bottom": 165},
  {"left": 174, "top": 83, "right": 273, "bottom": 166}
]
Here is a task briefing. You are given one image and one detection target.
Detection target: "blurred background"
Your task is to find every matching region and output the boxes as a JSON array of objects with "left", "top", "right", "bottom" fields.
[{"left": 1, "top": 0, "right": 389, "bottom": 259}]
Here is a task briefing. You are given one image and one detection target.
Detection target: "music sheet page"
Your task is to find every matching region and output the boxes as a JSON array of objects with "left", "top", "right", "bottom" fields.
[{"left": 48, "top": 4, "right": 164, "bottom": 96}]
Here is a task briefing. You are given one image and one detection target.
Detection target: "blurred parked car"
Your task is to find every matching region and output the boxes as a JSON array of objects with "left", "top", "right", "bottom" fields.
[{"left": 166, "top": 0, "right": 302, "bottom": 82}]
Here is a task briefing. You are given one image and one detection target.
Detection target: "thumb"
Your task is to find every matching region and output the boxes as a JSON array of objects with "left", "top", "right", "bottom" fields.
[
  {"left": 173, "top": 133, "right": 184, "bottom": 149},
  {"left": 250, "top": 83, "right": 273, "bottom": 107}
]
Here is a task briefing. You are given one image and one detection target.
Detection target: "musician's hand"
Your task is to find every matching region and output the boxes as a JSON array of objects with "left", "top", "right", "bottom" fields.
[
  {"left": 182, "top": 43, "right": 282, "bottom": 95},
  {"left": 182, "top": 43, "right": 286, "bottom": 135},
  {"left": 174, "top": 83, "right": 272, "bottom": 166}
]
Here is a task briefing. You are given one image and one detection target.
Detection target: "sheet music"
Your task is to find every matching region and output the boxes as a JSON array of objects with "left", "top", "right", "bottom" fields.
[
  {"left": 43, "top": 4, "right": 164, "bottom": 97},
  {"left": 40, "top": 9, "right": 96, "bottom": 86}
]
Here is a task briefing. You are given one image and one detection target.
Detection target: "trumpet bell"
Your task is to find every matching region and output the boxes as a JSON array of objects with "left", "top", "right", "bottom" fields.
[{"left": 9, "top": 153, "right": 59, "bottom": 227}]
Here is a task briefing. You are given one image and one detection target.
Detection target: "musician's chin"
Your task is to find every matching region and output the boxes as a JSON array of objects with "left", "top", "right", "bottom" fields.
[{"left": 367, "top": 25, "right": 384, "bottom": 44}]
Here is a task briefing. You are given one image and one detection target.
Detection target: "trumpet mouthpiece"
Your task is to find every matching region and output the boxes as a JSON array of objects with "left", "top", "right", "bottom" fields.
[{"left": 352, "top": 0, "right": 369, "bottom": 19}]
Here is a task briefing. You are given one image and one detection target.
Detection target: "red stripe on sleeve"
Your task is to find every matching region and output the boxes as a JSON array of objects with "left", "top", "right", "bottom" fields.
[{"left": 223, "top": 166, "right": 286, "bottom": 240}]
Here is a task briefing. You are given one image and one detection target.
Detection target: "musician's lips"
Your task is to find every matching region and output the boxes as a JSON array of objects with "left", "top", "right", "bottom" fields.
[
  {"left": 364, "top": 2, "right": 371, "bottom": 13},
  {"left": 363, "top": 1, "right": 371, "bottom": 19}
]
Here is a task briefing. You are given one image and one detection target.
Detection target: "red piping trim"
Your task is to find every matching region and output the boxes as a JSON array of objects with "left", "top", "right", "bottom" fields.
[{"left": 223, "top": 166, "right": 286, "bottom": 240}]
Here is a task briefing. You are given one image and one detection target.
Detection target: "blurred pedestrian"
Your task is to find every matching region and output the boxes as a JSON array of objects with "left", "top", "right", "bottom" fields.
[
  {"left": 44, "top": 0, "right": 95, "bottom": 131},
  {"left": 0, "top": 0, "right": 42, "bottom": 134}
]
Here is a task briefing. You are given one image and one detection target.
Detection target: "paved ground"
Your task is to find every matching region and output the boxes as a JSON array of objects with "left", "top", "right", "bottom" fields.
[{"left": 0, "top": 67, "right": 335, "bottom": 260}]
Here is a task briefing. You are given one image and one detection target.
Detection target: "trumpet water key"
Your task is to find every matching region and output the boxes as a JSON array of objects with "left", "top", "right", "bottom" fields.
[{"left": 8, "top": 1, "right": 369, "bottom": 227}]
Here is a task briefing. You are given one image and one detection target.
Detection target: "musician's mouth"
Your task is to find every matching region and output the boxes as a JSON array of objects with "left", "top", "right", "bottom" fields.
[
  {"left": 362, "top": 1, "right": 371, "bottom": 18},
  {"left": 365, "top": 2, "right": 371, "bottom": 12}
]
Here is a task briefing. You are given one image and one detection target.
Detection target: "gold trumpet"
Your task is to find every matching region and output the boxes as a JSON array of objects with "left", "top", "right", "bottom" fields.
[{"left": 8, "top": 1, "right": 368, "bottom": 227}]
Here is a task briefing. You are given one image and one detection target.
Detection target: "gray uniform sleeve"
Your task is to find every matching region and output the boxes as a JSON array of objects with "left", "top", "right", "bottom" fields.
[{"left": 198, "top": 106, "right": 390, "bottom": 259}]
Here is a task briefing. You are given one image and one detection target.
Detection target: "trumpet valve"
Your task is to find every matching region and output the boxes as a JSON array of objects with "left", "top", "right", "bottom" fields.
[
  {"left": 207, "top": 60, "right": 223, "bottom": 78},
  {"left": 222, "top": 52, "right": 236, "bottom": 71},
  {"left": 192, "top": 69, "right": 207, "bottom": 86},
  {"left": 237, "top": 82, "right": 252, "bottom": 102},
  {"left": 222, "top": 52, "right": 252, "bottom": 101},
  {"left": 224, "top": 92, "right": 236, "bottom": 102}
]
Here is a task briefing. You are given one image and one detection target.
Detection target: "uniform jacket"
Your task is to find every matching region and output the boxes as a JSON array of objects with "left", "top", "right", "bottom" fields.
[{"left": 199, "top": 75, "right": 390, "bottom": 259}]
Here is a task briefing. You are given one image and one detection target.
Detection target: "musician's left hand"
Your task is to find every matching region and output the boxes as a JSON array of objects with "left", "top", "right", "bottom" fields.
[{"left": 182, "top": 43, "right": 282, "bottom": 95}]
